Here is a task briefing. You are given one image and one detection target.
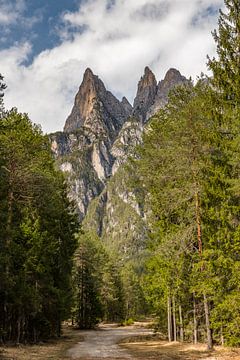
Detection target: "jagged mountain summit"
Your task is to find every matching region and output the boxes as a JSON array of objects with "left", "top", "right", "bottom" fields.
[
  {"left": 133, "top": 66, "right": 157, "bottom": 123},
  {"left": 133, "top": 67, "right": 187, "bottom": 122},
  {"left": 64, "top": 68, "right": 130, "bottom": 140},
  {"left": 64, "top": 66, "right": 187, "bottom": 135},
  {"left": 51, "top": 66, "right": 187, "bottom": 254}
]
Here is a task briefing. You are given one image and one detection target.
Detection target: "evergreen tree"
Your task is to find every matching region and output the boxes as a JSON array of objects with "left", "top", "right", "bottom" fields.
[
  {"left": 72, "top": 231, "right": 125, "bottom": 328},
  {"left": 72, "top": 232, "right": 103, "bottom": 329},
  {"left": 136, "top": 81, "right": 229, "bottom": 349},
  {"left": 207, "top": 0, "right": 240, "bottom": 106},
  {"left": 0, "top": 74, "right": 6, "bottom": 116},
  {"left": 205, "top": 0, "right": 240, "bottom": 345},
  {"left": 0, "top": 109, "right": 78, "bottom": 343}
]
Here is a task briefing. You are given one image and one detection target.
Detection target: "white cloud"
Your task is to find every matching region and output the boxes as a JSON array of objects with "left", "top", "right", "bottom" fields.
[
  {"left": 0, "top": 0, "right": 224, "bottom": 133},
  {"left": 0, "top": 0, "right": 26, "bottom": 25}
]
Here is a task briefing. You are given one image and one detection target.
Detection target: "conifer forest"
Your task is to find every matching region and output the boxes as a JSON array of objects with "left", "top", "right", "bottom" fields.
[{"left": 0, "top": 0, "right": 239, "bottom": 352}]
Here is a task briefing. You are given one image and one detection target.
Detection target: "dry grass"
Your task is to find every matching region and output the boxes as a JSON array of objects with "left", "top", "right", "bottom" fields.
[
  {"left": 1, "top": 325, "right": 240, "bottom": 360},
  {"left": 0, "top": 326, "right": 83, "bottom": 360},
  {"left": 121, "top": 339, "right": 240, "bottom": 360}
]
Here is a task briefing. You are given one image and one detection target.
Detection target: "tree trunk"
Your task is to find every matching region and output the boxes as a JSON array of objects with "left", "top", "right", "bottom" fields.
[
  {"left": 220, "top": 324, "right": 224, "bottom": 346},
  {"left": 195, "top": 191, "right": 213, "bottom": 350},
  {"left": 193, "top": 294, "right": 198, "bottom": 344},
  {"left": 179, "top": 304, "right": 184, "bottom": 342},
  {"left": 167, "top": 296, "right": 172, "bottom": 342},
  {"left": 203, "top": 293, "right": 213, "bottom": 350},
  {"left": 16, "top": 315, "right": 21, "bottom": 344},
  {"left": 195, "top": 191, "right": 202, "bottom": 256},
  {"left": 33, "top": 327, "right": 37, "bottom": 343},
  {"left": 172, "top": 296, "right": 177, "bottom": 341}
]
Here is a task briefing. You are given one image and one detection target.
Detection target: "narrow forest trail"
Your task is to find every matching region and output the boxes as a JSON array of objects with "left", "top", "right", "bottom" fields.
[
  {"left": 67, "top": 324, "right": 153, "bottom": 359},
  {"left": 66, "top": 324, "right": 240, "bottom": 360}
]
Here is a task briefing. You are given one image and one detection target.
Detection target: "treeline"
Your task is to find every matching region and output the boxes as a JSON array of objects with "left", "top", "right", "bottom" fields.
[
  {"left": 0, "top": 77, "right": 145, "bottom": 343},
  {"left": 134, "top": 0, "right": 239, "bottom": 348},
  {"left": 71, "top": 230, "right": 148, "bottom": 329},
  {"left": 0, "top": 94, "right": 78, "bottom": 342}
]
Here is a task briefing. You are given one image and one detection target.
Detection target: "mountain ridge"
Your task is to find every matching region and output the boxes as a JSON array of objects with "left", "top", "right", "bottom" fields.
[{"left": 50, "top": 65, "right": 188, "bottom": 253}]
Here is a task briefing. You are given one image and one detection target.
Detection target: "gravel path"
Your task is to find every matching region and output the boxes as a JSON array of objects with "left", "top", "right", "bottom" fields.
[{"left": 67, "top": 324, "right": 152, "bottom": 359}]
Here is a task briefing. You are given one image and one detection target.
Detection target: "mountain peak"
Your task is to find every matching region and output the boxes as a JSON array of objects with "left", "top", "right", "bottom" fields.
[
  {"left": 64, "top": 68, "right": 101, "bottom": 132},
  {"left": 142, "top": 66, "right": 157, "bottom": 87},
  {"left": 121, "top": 97, "right": 132, "bottom": 117},
  {"left": 84, "top": 67, "right": 94, "bottom": 77},
  {"left": 64, "top": 69, "right": 129, "bottom": 136},
  {"left": 133, "top": 67, "right": 157, "bottom": 123},
  {"left": 82, "top": 67, "right": 96, "bottom": 83},
  {"left": 149, "top": 68, "right": 187, "bottom": 115},
  {"left": 164, "top": 68, "right": 184, "bottom": 82}
]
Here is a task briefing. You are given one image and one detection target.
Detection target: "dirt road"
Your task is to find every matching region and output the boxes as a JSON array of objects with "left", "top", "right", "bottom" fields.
[{"left": 67, "top": 324, "right": 152, "bottom": 359}]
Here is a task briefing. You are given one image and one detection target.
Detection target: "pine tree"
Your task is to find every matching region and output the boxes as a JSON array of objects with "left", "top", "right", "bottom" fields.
[
  {"left": 73, "top": 232, "right": 103, "bottom": 329},
  {"left": 207, "top": 0, "right": 240, "bottom": 106},
  {"left": 0, "top": 109, "right": 78, "bottom": 342},
  {"left": 205, "top": 0, "right": 240, "bottom": 345},
  {"left": 136, "top": 81, "right": 227, "bottom": 349},
  {"left": 0, "top": 74, "right": 6, "bottom": 116}
]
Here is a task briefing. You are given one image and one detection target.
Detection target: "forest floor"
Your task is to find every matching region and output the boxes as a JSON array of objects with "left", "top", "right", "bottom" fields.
[{"left": 0, "top": 323, "right": 240, "bottom": 360}]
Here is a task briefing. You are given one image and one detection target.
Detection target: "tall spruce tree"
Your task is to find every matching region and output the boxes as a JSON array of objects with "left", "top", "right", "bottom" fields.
[
  {"left": 205, "top": 0, "right": 240, "bottom": 345},
  {"left": 133, "top": 0, "right": 240, "bottom": 348},
  {"left": 0, "top": 74, "right": 6, "bottom": 116},
  {"left": 137, "top": 81, "right": 218, "bottom": 349},
  {"left": 72, "top": 231, "right": 125, "bottom": 328},
  {"left": 0, "top": 109, "right": 78, "bottom": 343},
  {"left": 207, "top": 0, "right": 240, "bottom": 106}
]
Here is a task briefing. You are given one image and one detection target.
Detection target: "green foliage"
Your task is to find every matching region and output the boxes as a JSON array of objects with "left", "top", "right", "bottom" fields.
[
  {"left": 133, "top": 0, "right": 240, "bottom": 347},
  {"left": 0, "top": 109, "right": 78, "bottom": 343},
  {"left": 72, "top": 231, "right": 103, "bottom": 329},
  {"left": 0, "top": 73, "right": 6, "bottom": 116},
  {"left": 207, "top": 0, "right": 240, "bottom": 106},
  {"left": 121, "top": 318, "right": 134, "bottom": 326},
  {"left": 72, "top": 231, "right": 125, "bottom": 328}
]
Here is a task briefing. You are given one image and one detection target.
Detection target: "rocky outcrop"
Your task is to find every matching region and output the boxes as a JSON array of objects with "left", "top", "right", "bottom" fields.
[
  {"left": 83, "top": 165, "right": 147, "bottom": 258},
  {"left": 133, "top": 66, "right": 157, "bottom": 123},
  {"left": 64, "top": 68, "right": 130, "bottom": 141},
  {"left": 150, "top": 68, "right": 188, "bottom": 116},
  {"left": 50, "top": 128, "right": 113, "bottom": 219},
  {"left": 121, "top": 97, "right": 133, "bottom": 117},
  {"left": 111, "top": 118, "right": 143, "bottom": 175}
]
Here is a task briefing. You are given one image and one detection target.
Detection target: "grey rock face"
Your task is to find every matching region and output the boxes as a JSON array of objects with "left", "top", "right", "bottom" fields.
[
  {"left": 111, "top": 118, "right": 143, "bottom": 175},
  {"left": 50, "top": 128, "right": 113, "bottom": 219},
  {"left": 121, "top": 97, "right": 133, "bottom": 117},
  {"left": 150, "top": 68, "right": 188, "bottom": 115},
  {"left": 133, "top": 66, "right": 157, "bottom": 123},
  {"left": 64, "top": 68, "right": 129, "bottom": 141}
]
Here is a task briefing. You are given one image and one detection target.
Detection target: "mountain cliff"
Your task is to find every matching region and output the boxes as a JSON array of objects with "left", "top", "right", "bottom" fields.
[
  {"left": 64, "top": 68, "right": 129, "bottom": 139},
  {"left": 50, "top": 66, "right": 187, "bottom": 255},
  {"left": 133, "top": 66, "right": 157, "bottom": 123}
]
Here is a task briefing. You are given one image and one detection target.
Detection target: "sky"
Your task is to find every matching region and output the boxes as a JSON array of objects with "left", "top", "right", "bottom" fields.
[{"left": 0, "top": 0, "right": 224, "bottom": 134}]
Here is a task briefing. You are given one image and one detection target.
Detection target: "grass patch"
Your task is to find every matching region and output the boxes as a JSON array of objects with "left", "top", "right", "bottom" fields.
[{"left": 0, "top": 326, "right": 83, "bottom": 360}]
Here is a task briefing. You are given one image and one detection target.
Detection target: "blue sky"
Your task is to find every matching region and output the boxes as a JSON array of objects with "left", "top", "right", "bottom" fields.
[
  {"left": 0, "top": 0, "right": 80, "bottom": 62},
  {"left": 0, "top": 0, "right": 224, "bottom": 133}
]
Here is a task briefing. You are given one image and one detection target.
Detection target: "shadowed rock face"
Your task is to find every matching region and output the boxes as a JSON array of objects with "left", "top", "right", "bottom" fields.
[
  {"left": 121, "top": 96, "right": 133, "bottom": 117},
  {"left": 64, "top": 68, "right": 130, "bottom": 140},
  {"left": 133, "top": 66, "right": 158, "bottom": 123},
  {"left": 132, "top": 67, "right": 187, "bottom": 122}
]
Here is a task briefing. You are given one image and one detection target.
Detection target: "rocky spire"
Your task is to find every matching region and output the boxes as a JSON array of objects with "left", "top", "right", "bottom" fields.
[
  {"left": 121, "top": 96, "right": 132, "bottom": 117},
  {"left": 64, "top": 68, "right": 129, "bottom": 137},
  {"left": 133, "top": 66, "right": 157, "bottom": 123},
  {"left": 152, "top": 68, "right": 188, "bottom": 111}
]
